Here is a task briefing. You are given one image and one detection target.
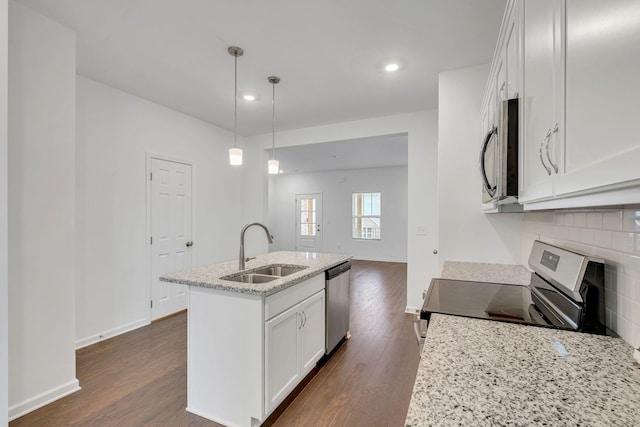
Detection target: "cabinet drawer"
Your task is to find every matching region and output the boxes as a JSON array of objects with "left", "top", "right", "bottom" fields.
[{"left": 265, "top": 273, "right": 324, "bottom": 320}]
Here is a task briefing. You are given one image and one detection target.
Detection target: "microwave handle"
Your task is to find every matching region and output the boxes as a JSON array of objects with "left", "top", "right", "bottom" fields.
[{"left": 479, "top": 125, "right": 498, "bottom": 197}]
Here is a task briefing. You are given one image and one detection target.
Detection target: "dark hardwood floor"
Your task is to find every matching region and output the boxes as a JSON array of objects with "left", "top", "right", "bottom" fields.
[{"left": 10, "top": 260, "right": 420, "bottom": 427}]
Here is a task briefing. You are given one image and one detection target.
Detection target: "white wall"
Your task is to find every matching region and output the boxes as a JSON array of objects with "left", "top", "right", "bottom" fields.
[
  {"left": 522, "top": 209, "right": 640, "bottom": 349},
  {"left": 8, "top": 2, "right": 78, "bottom": 419},
  {"left": 0, "top": 0, "right": 8, "bottom": 423},
  {"left": 75, "top": 76, "right": 246, "bottom": 348},
  {"left": 246, "top": 110, "right": 438, "bottom": 311},
  {"left": 268, "top": 166, "right": 408, "bottom": 262},
  {"left": 438, "top": 65, "right": 523, "bottom": 268}
]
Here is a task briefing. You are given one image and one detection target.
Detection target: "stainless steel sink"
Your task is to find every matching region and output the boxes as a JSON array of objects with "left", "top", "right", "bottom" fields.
[
  {"left": 251, "top": 264, "right": 308, "bottom": 277},
  {"left": 221, "top": 273, "right": 279, "bottom": 284}
]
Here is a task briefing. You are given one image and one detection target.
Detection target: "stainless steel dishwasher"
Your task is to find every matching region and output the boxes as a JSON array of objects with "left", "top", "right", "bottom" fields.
[{"left": 325, "top": 260, "right": 351, "bottom": 354}]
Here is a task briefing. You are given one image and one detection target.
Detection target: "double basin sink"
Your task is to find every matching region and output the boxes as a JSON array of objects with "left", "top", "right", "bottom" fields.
[{"left": 221, "top": 264, "right": 308, "bottom": 284}]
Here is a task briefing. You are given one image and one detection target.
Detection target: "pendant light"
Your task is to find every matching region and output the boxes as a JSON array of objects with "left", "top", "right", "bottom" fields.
[
  {"left": 228, "top": 46, "right": 243, "bottom": 166},
  {"left": 267, "top": 76, "right": 280, "bottom": 174}
]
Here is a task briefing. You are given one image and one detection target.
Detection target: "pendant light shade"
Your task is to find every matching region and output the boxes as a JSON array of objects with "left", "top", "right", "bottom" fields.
[
  {"left": 228, "top": 46, "right": 243, "bottom": 166},
  {"left": 229, "top": 147, "right": 243, "bottom": 165},
  {"left": 268, "top": 76, "right": 280, "bottom": 175},
  {"left": 268, "top": 159, "right": 280, "bottom": 174}
]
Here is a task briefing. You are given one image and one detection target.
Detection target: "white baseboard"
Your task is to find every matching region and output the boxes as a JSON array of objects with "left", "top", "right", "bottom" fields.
[
  {"left": 405, "top": 306, "right": 419, "bottom": 314},
  {"left": 75, "top": 318, "right": 149, "bottom": 350},
  {"left": 9, "top": 378, "right": 80, "bottom": 421},
  {"left": 351, "top": 256, "right": 407, "bottom": 263}
]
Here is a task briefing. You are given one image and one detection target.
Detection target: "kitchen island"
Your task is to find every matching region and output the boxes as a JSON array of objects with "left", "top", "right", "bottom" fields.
[
  {"left": 161, "top": 250, "right": 349, "bottom": 295},
  {"left": 405, "top": 262, "right": 640, "bottom": 426},
  {"left": 160, "top": 251, "right": 351, "bottom": 427}
]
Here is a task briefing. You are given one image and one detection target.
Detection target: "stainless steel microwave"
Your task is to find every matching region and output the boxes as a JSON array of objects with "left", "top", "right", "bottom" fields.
[{"left": 480, "top": 98, "right": 520, "bottom": 210}]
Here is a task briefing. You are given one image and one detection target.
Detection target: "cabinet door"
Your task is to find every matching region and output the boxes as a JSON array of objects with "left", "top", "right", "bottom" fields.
[
  {"left": 505, "top": 5, "right": 520, "bottom": 100},
  {"left": 264, "top": 304, "right": 301, "bottom": 414},
  {"left": 557, "top": 0, "right": 640, "bottom": 197},
  {"left": 299, "top": 290, "right": 326, "bottom": 375},
  {"left": 520, "top": 0, "right": 563, "bottom": 202},
  {"left": 495, "top": 53, "right": 507, "bottom": 105}
]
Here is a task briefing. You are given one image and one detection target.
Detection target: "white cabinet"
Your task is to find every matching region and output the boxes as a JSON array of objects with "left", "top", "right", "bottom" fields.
[
  {"left": 187, "top": 272, "right": 326, "bottom": 427},
  {"left": 519, "top": 0, "right": 640, "bottom": 209},
  {"left": 264, "top": 304, "right": 300, "bottom": 414},
  {"left": 483, "top": 1, "right": 521, "bottom": 127},
  {"left": 505, "top": 11, "right": 520, "bottom": 101},
  {"left": 556, "top": 0, "right": 640, "bottom": 199},
  {"left": 264, "top": 278, "right": 325, "bottom": 415},
  {"left": 520, "top": 0, "right": 563, "bottom": 203},
  {"left": 299, "top": 291, "right": 325, "bottom": 374}
]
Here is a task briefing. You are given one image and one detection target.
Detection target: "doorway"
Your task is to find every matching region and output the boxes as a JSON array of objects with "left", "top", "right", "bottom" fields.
[
  {"left": 148, "top": 155, "right": 193, "bottom": 321},
  {"left": 295, "top": 193, "right": 322, "bottom": 252}
]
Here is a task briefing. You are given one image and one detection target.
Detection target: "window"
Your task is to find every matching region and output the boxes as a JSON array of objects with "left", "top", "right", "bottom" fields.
[
  {"left": 299, "top": 197, "right": 317, "bottom": 236},
  {"left": 352, "top": 192, "right": 381, "bottom": 240}
]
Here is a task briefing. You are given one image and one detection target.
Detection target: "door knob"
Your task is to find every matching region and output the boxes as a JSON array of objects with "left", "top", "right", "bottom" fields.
[{"left": 186, "top": 241, "right": 193, "bottom": 247}]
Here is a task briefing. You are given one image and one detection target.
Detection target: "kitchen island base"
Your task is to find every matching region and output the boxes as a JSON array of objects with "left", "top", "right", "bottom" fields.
[{"left": 187, "top": 274, "right": 326, "bottom": 427}]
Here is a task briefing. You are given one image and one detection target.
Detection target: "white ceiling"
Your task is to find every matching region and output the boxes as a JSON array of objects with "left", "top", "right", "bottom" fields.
[
  {"left": 272, "top": 133, "right": 408, "bottom": 175},
  {"left": 16, "top": 0, "right": 507, "bottom": 136}
]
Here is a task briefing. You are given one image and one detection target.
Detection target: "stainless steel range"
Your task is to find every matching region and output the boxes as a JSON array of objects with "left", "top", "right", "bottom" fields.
[{"left": 420, "top": 241, "right": 609, "bottom": 335}]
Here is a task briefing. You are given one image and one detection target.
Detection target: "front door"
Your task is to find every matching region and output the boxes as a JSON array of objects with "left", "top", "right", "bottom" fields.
[
  {"left": 150, "top": 157, "right": 192, "bottom": 321},
  {"left": 295, "top": 193, "right": 322, "bottom": 252}
]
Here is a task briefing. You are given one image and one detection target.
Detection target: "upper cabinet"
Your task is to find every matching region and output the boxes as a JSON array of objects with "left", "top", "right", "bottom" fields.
[
  {"left": 514, "top": 0, "right": 640, "bottom": 209},
  {"left": 482, "top": 1, "right": 521, "bottom": 126},
  {"left": 520, "top": 0, "right": 563, "bottom": 203},
  {"left": 557, "top": 0, "right": 640, "bottom": 200}
]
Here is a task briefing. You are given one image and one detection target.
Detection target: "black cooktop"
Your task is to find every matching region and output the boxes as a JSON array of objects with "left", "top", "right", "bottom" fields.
[{"left": 420, "top": 278, "right": 565, "bottom": 329}]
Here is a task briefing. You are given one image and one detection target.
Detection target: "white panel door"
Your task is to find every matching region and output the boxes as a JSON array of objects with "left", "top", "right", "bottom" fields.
[
  {"left": 296, "top": 193, "right": 322, "bottom": 252},
  {"left": 150, "top": 158, "right": 192, "bottom": 320}
]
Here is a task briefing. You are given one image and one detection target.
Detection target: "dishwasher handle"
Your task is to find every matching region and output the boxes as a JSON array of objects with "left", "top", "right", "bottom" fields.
[{"left": 325, "top": 260, "right": 352, "bottom": 280}]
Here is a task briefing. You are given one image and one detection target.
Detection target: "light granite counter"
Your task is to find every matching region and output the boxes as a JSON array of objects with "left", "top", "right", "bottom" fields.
[
  {"left": 405, "top": 314, "right": 640, "bottom": 426},
  {"left": 441, "top": 261, "right": 531, "bottom": 286},
  {"left": 406, "top": 261, "right": 640, "bottom": 426},
  {"left": 160, "top": 251, "right": 350, "bottom": 295}
]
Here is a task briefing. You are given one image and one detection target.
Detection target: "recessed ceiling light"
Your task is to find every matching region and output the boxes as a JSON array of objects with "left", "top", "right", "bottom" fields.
[
  {"left": 385, "top": 63, "right": 400, "bottom": 72},
  {"left": 243, "top": 94, "right": 256, "bottom": 101}
]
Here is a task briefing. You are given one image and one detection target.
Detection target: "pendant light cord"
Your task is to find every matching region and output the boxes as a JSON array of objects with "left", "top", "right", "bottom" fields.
[
  {"left": 234, "top": 54, "right": 238, "bottom": 148},
  {"left": 271, "top": 82, "right": 276, "bottom": 160}
]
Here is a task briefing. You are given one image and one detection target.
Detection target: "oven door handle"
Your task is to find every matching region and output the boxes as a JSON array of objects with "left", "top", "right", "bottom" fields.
[{"left": 479, "top": 125, "right": 498, "bottom": 198}]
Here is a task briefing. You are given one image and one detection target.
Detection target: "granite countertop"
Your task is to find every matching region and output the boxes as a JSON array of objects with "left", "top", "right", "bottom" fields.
[
  {"left": 405, "top": 261, "right": 640, "bottom": 426},
  {"left": 160, "top": 251, "right": 351, "bottom": 295},
  {"left": 441, "top": 261, "right": 531, "bottom": 285},
  {"left": 405, "top": 314, "right": 640, "bottom": 426}
]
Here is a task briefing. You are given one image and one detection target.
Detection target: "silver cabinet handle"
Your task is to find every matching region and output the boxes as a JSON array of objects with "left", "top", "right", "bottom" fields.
[
  {"left": 539, "top": 131, "right": 552, "bottom": 176},
  {"left": 298, "top": 313, "right": 303, "bottom": 329},
  {"left": 545, "top": 123, "right": 560, "bottom": 174},
  {"left": 302, "top": 311, "right": 307, "bottom": 327}
]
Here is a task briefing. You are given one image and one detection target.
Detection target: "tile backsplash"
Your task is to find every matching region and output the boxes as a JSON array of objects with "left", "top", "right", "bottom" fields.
[{"left": 522, "top": 208, "right": 640, "bottom": 349}]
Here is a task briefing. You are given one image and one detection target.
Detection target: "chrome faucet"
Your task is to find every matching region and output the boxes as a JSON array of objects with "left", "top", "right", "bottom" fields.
[{"left": 239, "top": 222, "right": 274, "bottom": 270}]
